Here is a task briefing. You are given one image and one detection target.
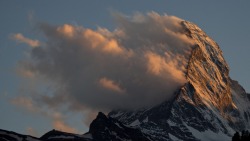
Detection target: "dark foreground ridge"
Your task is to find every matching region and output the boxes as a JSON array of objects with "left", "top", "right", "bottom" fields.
[
  {"left": 0, "top": 112, "right": 150, "bottom": 141},
  {"left": 1, "top": 21, "right": 250, "bottom": 141}
]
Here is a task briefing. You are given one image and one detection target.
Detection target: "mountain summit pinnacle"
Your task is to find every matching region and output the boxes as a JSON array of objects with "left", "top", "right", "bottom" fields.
[{"left": 184, "top": 21, "right": 233, "bottom": 112}]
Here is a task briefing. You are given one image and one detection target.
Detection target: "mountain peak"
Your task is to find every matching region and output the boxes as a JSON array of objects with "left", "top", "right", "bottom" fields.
[
  {"left": 88, "top": 111, "right": 150, "bottom": 141},
  {"left": 181, "top": 21, "right": 233, "bottom": 112},
  {"left": 97, "top": 112, "right": 108, "bottom": 119},
  {"left": 108, "top": 21, "right": 250, "bottom": 140}
]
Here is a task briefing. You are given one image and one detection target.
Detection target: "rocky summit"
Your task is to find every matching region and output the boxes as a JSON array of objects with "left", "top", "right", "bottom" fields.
[{"left": 1, "top": 21, "right": 250, "bottom": 141}]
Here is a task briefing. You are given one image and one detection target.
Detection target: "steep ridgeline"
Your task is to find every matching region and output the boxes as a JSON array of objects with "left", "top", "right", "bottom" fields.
[
  {"left": 1, "top": 21, "right": 250, "bottom": 141},
  {"left": 108, "top": 21, "right": 250, "bottom": 141}
]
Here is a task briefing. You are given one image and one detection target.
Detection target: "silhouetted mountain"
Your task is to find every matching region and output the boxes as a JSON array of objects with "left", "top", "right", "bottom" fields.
[
  {"left": 0, "top": 129, "right": 41, "bottom": 141},
  {"left": 40, "top": 129, "right": 91, "bottom": 141},
  {"left": 87, "top": 112, "right": 150, "bottom": 141}
]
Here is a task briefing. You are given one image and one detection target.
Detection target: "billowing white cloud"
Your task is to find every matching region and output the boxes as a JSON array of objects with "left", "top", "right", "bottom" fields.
[
  {"left": 19, "top": 12, "right": 195, "bottom": 113},
  {"left": 11, "top": 33, "right": 41, "bottom": 47}
]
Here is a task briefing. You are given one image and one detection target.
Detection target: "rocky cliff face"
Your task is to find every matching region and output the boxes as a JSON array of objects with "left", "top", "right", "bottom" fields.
[
  {"left": 182, "top": 21, "right": 250, "bottom": 133},
  {"left": 184, "top": 21, "right": 233, "bottom": 112},
  {"left": 1, "top": 20, "right": 250, "bottom": 141}
]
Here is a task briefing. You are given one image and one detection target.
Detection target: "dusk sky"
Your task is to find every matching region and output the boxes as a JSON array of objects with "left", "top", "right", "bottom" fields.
[{"left": 1, "top": 1, "right": 250, "bottom": 137}]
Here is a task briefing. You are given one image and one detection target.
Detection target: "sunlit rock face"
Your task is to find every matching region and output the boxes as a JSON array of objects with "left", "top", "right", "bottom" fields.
[
  {"left": 184, "top": 21, "right": 233, "bottom": 112},
  {"left": 108, "top": 21, "right": 250, "bottom": 141},
  {"left": 183, "top": 21, "right": 250, "bottom": 131}
]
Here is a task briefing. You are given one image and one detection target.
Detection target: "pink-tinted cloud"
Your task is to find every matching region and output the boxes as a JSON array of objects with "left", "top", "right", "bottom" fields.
[
  {"left": 99, "top": 77, "right": 125, "bottom": 94},
  {"left": 16, "top": 68, "right": 35, "bottom": 78},
  {"left": 19, "top": 12, "right": 195, "bottom": 113},
  {"left": 11, "top": 96, "right": 79, "bottom": 134},
  {"left": 144, "top": 51, "right": 186, "bottom": 82},
  {"left": 26, "top": 127, "right": 38, "bottom": 137},
  {"left": 11, "top": 33, "right": 41, "bottom": 47},
  {"left": 52, "top": 112, "right": 78, "bottom": 133},
  {"left": 11, "top": 97, "right": 37, "bottom": 113}
]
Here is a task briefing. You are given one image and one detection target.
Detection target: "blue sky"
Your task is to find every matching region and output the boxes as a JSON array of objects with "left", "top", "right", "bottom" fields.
[{"left": 1, "top": 0, "right": 250, "bottom": 137}]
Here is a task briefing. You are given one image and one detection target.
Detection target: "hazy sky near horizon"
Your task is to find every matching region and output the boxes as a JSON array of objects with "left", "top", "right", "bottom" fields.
[{"left": 1, "top": 0, "right": 250, "bottom": 137}]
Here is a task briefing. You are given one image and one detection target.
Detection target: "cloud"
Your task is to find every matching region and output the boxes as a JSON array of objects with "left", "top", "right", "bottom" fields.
[
  {"left": 145, "top": 51, "right": 186, "bottom": 82},
  {"left": 82, "top": 110, "right": 99, "bottom": 126},
  {"left": 11, "top": 96, "right": 79, "bottom": 134},
  {"left": 11, "top": 97, "right": 37, "bottom": 113},
  {"left": 99, "top": 77, "right": 125, "bottom": 94},
  {"left": 26, "top": 127, "right": 38, "bottom": 137},
  {"left": 52, "top": 112, "right": 78, "bottom": 133},
  {"left": 19, "top": 12, "right": 194, "bottom": 113},
  {"left": 11, "top": 33, "right": 41, "bottom": 47},
  {"left": 16, "top": 67, "right": 35, "bottom": 78}
]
